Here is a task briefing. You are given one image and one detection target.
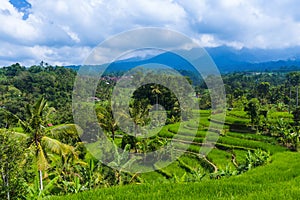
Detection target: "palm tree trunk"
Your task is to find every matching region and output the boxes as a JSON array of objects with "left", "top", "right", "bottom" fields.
[
  {"left": 134, "top": 124, "right": 138, "bottom": 153},
  {"left": 111, "top": 128, "right": 115, "bottom": 141},
  {"left": 117, "top": 171, "right": 122, "bottom": 185},
  {"left": 39, "top": 170, "right": 43, "bottom": 191},
  {"left": 297, "top": 85, "right": 299, "bottom": 107},
  {"left": 156, "top": 95, "right": 158, "bottom": 111},
  {"left": 289, "top": 87, "right": 292, "bottom": 113},
  {"left": 2, "top": 170, "right": 10, "bottom": 200},
  {"left": 6, "top": 177, "right": 9, "bottom": 200}
]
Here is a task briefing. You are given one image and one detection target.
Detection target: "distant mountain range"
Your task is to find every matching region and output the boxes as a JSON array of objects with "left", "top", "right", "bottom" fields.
[
  {"left": 66, "top": 46, "right": 300, "bottom": 74},
  {"left": 206, "top": 46, "right": 300, "bottom": 73}
]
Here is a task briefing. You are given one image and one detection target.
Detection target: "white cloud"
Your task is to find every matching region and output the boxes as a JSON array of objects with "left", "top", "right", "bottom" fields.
[
  {"left": 60, "top": 25, "right": 80, "bottom": 43},
  {"left": 0, "top": 0, "right": 39, "bottom": 44},
  {"left": 0, "top": 41, "right": 92, "bottom": 66},
  {"left": 1, "top": 0, "right": 300, "bottom": 66}
]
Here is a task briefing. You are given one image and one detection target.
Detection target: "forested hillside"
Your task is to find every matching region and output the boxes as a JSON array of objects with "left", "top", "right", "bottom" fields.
[{"left": 1, "top": 63, "right": 300, "bottom": 199}]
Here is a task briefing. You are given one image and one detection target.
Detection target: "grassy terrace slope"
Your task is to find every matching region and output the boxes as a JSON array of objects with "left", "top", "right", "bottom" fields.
[
  {"left": 49, "top": 110, "right": 295, "bottom": 199},
  {"left": 86, "top": 110, "right": 286, "bottom": 184},
  {"left": 50, "top": 152, "right": 300, "bottom": 200}
]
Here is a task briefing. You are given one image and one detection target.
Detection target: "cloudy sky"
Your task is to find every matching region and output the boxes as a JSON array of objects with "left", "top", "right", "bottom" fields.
[{"left": 1, "top": 0, "right": 300, "bottom": 66}]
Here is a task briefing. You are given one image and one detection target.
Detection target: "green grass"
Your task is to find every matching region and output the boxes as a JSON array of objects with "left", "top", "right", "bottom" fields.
[
  {"left": 232, "top": 149, "right": 248, "bottom": 165},
  {"left": 178, "top": 154, "right": 208, "bottom": 173},
  {"left": 184, "top": 120, "right": 200, "bottom": 129},
  {"left": 268, "top": 111, "right": 293, "bottom": 119},
  {"left": 175, "top": 129, "right": 208, "bottom": 138},
  {"left": 212, "top": 112, "right": 249, "bottom": 125},
  {"left": 226, "top": 131, "right": 277, "bottom": 143},
  {"left": 224, "top": 115, "right": 250, "bottom": 124},
  {"left": 139, "top": 171, "right": 167, "bottom": 184},
  {"left": 217, "top": 136, "right": 286, "bottom": 154},
  {"left": 49, "top": 110, "right": 297, "bottom": 199},
  {"left": 228, "top": 110, "right": 293, "bottom": 121},
  {"left": 158, "top": 127, "right": 174, "bottom": 138},
  {"left": 224, "top": 110, "right": 294, "bottom": 126},
  {"left": 206, "top": 148, "right": 235, "bottom": 169},
  {"left": 227, "top": 110, "right": 248, "bottom": 118},
  {"left": 49, "top": 152, "right": 300, "bottom": 200},
  {"left": 163, "top": 161, "right": 187, "bottom": 177}
]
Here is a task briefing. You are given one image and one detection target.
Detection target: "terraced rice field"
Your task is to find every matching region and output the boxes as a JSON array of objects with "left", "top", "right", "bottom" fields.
[
  {"left": 136, "top": 110, "right": 286, "bottom": 181},
  {"left": 50, "top": 110, "right": 299, "bottom": 200}
]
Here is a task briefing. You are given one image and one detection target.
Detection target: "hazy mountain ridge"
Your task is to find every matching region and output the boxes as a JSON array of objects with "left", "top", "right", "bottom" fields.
[{"left": 65, "top": 46, "right": 300, "bottom": 73}]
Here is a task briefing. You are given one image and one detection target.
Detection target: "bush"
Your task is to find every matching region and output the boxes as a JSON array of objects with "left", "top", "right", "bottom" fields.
[{"left": 237, "top": 149, "right": 270, "bottom": 173}]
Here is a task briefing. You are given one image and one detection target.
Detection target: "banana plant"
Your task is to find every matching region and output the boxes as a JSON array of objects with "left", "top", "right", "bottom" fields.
[
  {"left": 275, "top": 118, "right": 300, "bottom": 150},
  {"left": 108, "top": 144, "right": 142, "bottom": 185}
]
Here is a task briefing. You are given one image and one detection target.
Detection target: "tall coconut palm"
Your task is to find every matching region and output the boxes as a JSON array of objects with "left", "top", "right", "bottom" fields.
[
  {"left": 245, "top": 98, "right": 260, "bottom": 129},
  {"left": 96, "top": 103, "right": 121, "bottom": 141},
  {"left": 128, "top": 99, "right": 152, "bottom": 138},
  {"left": 5, "top": 97, "right": 76, "bottom": 191},
  {"left": 287, "top": 72, "right": 300, "bottom": 108},
  {"left": 151, "top": 84, "right": 161, "bottom": 111}
]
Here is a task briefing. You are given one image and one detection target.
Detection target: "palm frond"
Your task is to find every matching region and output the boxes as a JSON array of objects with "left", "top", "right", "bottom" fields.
[
  {"left": 10, "top": 131, "right": 28, "bottom": 139},
  {"left": 2, "top": 109, "right": 32, "bottom": 133},
  {"left": 37, "top": 143, "right": 48, "bottom": 170},
  {"left": 50, "top": 124, "right": 82, "bottom": 136},
  {"left": 49, "top": 124, "right": 83, "bottom": 144},
  {"left": 34, "top": 96, "right": 47, "bottom": 117},
  {"left": 45, "top": 107, "right": 56, "bottom": 121},
  {"left": 42, "top": 136, "right": 77, "bottom": 158},
  {"left": 42, "top": 136, "right": 66, "bottom": 155}
]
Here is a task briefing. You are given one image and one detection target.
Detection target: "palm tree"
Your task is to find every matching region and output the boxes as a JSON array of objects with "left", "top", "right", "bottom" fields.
[
  {"left": 114, "top": 99, "right": 151, "bottom": 153},
  {"left": 245, "top": 98, "right": 260, "bottom": 129},
  {"left": 128, "top": 99, "right": 152, "bottom": 138},
  {"left": 6, "top": 97, "right": 76, "bottom": 191},
  {"left": 287, "top": 72, "right": 300, "bottom": 107},
  {"left": 96, "top": 103, "right": 121, "bottom": 141},
  {"left": 257, "top": 82, "right": 270, "bottom": 104},
  {"left": 151, "top": 84, "right": 161, "bottom": 111}
]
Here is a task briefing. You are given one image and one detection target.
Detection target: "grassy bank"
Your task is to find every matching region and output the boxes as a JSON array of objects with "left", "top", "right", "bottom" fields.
[{"left": 49, "top": 151, "right": 300, "bottom": 200}]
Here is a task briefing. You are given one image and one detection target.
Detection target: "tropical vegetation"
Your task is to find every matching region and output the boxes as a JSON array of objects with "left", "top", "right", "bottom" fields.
[{"left": 0, "top": 63, "right": 300, "bottom": 199}]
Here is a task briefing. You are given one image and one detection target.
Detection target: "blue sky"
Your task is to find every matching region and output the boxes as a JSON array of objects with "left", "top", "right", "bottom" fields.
[{"left": 1, "top": 0, "right": 300, "bottom": 66}]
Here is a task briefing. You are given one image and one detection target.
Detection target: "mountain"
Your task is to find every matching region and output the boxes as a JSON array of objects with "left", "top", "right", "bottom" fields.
[
  {"left": 65, "top": 46, "right": 300, "bottom": 74},
  {"left": 206, "top": 46, "right": 300, "bottom": 73}
]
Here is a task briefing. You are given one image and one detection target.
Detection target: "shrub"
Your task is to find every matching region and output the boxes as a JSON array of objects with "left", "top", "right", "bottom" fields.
[{"left": 237, "top": 149, "right": 271, "bottom": 173}]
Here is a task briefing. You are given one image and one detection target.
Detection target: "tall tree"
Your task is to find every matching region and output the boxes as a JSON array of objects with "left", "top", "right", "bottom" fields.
[
  {"left": 257, "top": 82, "right": 270, "bottom": 104},
  {"left": 96, "top": 103, "right": 122, "bottom": 141},
  {"left": 245, "top": 98, "right": 260, "bottom": 128},
  {"left": 5, "top": 97, "right": 76, "bottom": 191},
  {"left": 128, "top": 99, "right": 152, "bottom": 138},
  {"left": 292, "top": 107, "right": 300, "bottom": 126},
  {"left": 287, "top": 72, "right": 300, "bottom": 107},
  {"left": 0, "top": 130, "right": 27, "bottom": 200},
  {"left": 151, "top": 84, "right": 162, "bottom": 111}
]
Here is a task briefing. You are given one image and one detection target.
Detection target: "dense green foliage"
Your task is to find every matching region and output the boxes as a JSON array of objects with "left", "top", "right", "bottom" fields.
[
  {"left": 0, "top": 130, "right": 28, "bottom": 199},
  {"left": 0, "top": 63, "right": 76, "bottom": 126},
  {"left": 1, "top": 63, "right": 300, "bottom": 199}
]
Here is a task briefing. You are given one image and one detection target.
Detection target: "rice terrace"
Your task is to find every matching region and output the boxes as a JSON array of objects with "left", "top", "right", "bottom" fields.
[{"left": 1, "top": 1, "right": 300, "bottom": 200}]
